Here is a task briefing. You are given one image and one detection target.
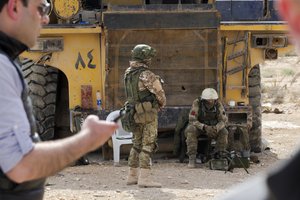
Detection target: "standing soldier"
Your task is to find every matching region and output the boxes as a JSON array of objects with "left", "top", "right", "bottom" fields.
[
  {"left": 185, "top": 88, "right": 228, "bottom": 168},
  {"left": 124, "top": 44, "right": 166, "bottom": 188}
]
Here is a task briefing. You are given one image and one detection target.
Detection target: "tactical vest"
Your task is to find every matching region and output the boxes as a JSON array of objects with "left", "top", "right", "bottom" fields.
[
  {"left": 198, "top": 99, "right": 219, "bottom": 126},
  {"left": 0, "top": 51, "right": 45, "bottom": 200},
  {"left": 124, "top": 66, "right": 157, "bottom": 106}
]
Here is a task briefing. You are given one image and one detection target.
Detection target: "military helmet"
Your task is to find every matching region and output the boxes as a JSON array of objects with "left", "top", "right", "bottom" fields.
[
  {"left": 201, "top": 88, "right": 218, "bottom": 100},
  {"left": 131, "top": 44, "right": 156, "bottom": 61}
]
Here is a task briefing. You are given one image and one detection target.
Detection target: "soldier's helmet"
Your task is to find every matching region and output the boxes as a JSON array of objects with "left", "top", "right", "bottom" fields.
[
  {"left": 131, "top": 44, "right": 156, "bottom": 62},
  {"left": 201, "top": 88, "right": 218, "bottom": 100}
]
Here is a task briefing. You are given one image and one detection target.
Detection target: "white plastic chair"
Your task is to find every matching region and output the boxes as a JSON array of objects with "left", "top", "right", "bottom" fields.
[{"left": 106, "top": 110, "right": 133, "bottom": 166}]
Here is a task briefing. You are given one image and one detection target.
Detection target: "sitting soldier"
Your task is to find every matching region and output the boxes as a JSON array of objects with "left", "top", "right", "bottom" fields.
[{"left": 185, "top": 88, "right": 228, "bottom": 168}]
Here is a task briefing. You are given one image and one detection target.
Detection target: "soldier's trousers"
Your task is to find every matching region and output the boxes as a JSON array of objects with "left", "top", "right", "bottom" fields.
[
  {"left": 128, "top": 117, "right": 158, "bottom": 169},
  {"left": 185, "top": 124, "right": 228, "bottom": 158}
]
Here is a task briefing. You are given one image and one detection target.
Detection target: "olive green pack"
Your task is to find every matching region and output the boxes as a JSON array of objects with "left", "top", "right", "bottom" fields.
[{"left": 209, "top": 159, "right": 229, "bottom": 171}]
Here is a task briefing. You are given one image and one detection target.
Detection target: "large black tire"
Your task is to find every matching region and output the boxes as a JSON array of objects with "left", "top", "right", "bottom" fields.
[
  {"left": 248, "top": 65, "right": 262, "bottom": 152},
  {"left": 21, "top": 59, "right": 58, "bottom": 141}
]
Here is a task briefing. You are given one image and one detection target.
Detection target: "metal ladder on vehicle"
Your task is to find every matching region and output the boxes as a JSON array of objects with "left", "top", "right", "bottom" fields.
[{"left": 222, "top": 32, "right": 250, "bottom": 98}]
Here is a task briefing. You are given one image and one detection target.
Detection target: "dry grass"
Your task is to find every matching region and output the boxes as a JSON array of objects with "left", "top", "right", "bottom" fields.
[{"left": 261, "top": 56, "right": 300, "bottom": 105}]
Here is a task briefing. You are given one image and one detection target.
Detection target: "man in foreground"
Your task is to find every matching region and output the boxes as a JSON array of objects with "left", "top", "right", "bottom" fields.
[{"left": 0, "top": 0, "right": 118, "bottom": 199}]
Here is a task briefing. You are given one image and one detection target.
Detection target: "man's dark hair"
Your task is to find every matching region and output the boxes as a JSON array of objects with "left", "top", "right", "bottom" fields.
[{"left": 0, "top": 0, "right": 28, "bottom": 12}]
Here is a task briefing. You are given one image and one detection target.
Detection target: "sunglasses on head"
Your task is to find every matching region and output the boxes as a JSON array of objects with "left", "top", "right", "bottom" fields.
[{"left": 37, "top": 1, "right": 51, "bottom": 17}]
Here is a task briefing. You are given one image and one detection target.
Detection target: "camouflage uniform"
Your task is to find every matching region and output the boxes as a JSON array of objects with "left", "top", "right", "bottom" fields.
[
  {"left": 185, "top": 98, "right": 228, "bottom": 160},
  {"left": 126, "top": 61, "right": 166, "bottom": 169},
  {"left": 125, "top": 44, "right": 165, "bottom": 188}
]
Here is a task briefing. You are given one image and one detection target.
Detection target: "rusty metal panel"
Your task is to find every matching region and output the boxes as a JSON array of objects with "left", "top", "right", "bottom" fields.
[
  {"left": 105, "top": 29, "right": 220, "bottom": 110},
  {"left": 81, "top": 85, "right": 93, "bottom": 109}
]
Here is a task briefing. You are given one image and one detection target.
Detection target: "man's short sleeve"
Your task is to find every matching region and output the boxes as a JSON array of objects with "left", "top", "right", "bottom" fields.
[{"left": 0, "top": 126, "right": 34, "bottom": 173}]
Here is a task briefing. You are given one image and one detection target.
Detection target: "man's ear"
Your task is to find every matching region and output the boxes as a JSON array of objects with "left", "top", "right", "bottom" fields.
[{"left": 7, "top": 0, "right": 20, "bottom": 20}]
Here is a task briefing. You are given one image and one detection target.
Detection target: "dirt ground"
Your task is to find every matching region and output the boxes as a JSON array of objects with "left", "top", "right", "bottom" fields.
[{"left": 44, "top": 56, "right": 300, "bottom": 200}]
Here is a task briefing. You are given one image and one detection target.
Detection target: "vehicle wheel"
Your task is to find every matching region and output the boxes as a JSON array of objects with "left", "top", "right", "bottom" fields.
[
  {"left": 21, "top": 59, "right": 58, "bottom": 141},
  {"left": 248, "top": 65, "right": 262, "bottom": 152},
  {"left": 249, "top": 85, "right": 261, "bottom": 97}
]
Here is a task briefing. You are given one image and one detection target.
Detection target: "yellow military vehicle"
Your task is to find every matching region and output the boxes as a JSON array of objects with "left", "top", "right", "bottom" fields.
[{"left": 21, "top": 0, "right": 292, "bottom": 159}]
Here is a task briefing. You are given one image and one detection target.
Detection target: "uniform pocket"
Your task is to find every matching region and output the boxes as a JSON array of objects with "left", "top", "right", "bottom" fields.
[{"left": 134, "top": 102, "right": 157, "bottom": 124}]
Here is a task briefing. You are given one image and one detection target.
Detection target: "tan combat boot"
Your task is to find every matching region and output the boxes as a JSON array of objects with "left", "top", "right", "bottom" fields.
[
  {"left": 138, "top": 168, "right": 162, "bottom": 188},
  {"left": 188, "top": 156, "right": 196, "bottom": 168},
  {"left": 126, "top": 167, "right": 139, "bottom": 185}
]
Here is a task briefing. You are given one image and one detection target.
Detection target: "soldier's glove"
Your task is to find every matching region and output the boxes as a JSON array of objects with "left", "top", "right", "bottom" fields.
[
  {"left": 192, "top": 121, "right": 205, "bottom": 131},
  {"left": 203, "top": 125, "right": 207, "bottom": 132},
  {"left": 205, "top": 125, "right": 217, "bottom": 135}
]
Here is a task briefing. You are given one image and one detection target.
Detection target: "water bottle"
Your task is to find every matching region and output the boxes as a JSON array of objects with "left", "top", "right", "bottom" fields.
[{"left": 96, "top": 90, "right": 102, "bottom": 111}]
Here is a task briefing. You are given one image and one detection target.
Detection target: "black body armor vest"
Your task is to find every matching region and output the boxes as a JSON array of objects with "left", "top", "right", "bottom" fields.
[{"left": 198, "top": 100, "right": 219, "bottom": 126}]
